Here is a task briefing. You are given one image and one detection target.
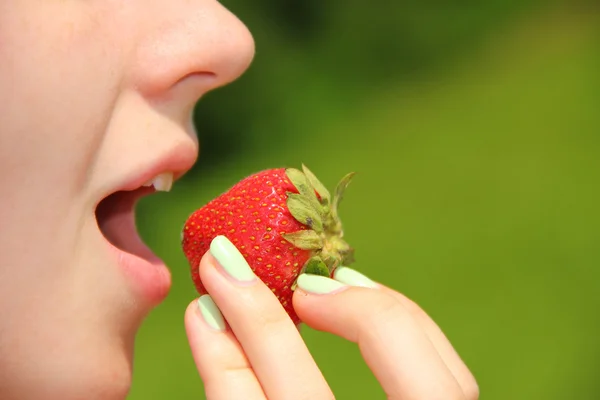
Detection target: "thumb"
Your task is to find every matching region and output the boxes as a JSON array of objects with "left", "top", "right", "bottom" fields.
[{"left": 292, "top": 271, "right": 467, "bottom": 400}]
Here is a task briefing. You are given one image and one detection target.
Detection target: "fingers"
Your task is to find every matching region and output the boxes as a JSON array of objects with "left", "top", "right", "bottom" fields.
[
  {"left": 377, "top": 285, "right": 479, "bottom": 400},
  {"left": 184, "top": 296, "right": 266, "bottom": 400},
  {"left": 334, "top": 267, "right": 478, "bottom": 399},
  {"left": 293, "top": 271, "right": 473, "bottom": 400},
  {"left": 197, "top": 236, "right": 334, "bottom": 400},
  {"left": 185, "top": 233, "right": 477, "bottom": 400}
]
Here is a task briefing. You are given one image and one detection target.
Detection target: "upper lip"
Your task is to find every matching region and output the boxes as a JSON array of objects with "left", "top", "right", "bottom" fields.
[{"left": 101, "top": 140, "right": 197, "bottom": 199}]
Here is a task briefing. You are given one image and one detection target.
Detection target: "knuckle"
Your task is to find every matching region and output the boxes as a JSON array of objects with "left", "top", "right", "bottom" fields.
[
  {"left": 203, "top": 339, "right": 252, "bottom": 372},
  {"left": 367, "top": 293, "right": 408, "bottom": 324},
  {"left": 355, "top": 292, "right": 416, "bottom": 343},
  {"left": 401, "top": 296, "right": 427, "bottom": 317},
  {"left": 394, "top": 291, "right": 431, "bottom": 320},
  {"left": 253, "top": 305, "right": 290, "bottom": 331},
  {"left": 240, "top": 290, "right": 290, "bottom": 331},
  {"left": 201, "top": 338, "right": 230, "bottom": 361},
  {"left": 458, "top": 369, "right": 480, "bottom": 400},
  {"left": 223, "top": 357, "right": 253, "bottom": 376},
  {"left": 464, "top": 380, "right": 480, "bottom": 400}
]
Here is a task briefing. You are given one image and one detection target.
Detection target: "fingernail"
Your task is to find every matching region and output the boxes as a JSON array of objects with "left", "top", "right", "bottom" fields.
[
  {"left": 333, "top": 267, "right": 378, "bottom": 288},
  {"left": 210, "top": 235, "right": 256, "bottom": 282},
  {"left": 197, "top": 295, "right": 226, "bottom": 331},
  {"left": 296, "top": 274, "right": 347, "bottom": 294}
]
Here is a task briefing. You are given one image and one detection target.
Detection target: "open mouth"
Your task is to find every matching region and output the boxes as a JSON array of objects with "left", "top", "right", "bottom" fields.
[
  {"left": 94, "top": 171, "right": 176, "bottom": 302},
  {"left": 95, "top": 170, "right": 174, "bottom": 260},
  {"left": 95, "top": 187, "right": 157, "bottom": 260}
]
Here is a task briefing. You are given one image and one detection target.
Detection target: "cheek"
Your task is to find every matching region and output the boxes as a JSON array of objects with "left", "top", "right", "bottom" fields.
[
  {"left": 0, "top": 4, "right": 137, "bottom": 398},
  {"left": 0, "top": 4, "right": 128, "bottom": 276},
  {"left": 0, "top": 2, "right": 126, "bottom": 195}
]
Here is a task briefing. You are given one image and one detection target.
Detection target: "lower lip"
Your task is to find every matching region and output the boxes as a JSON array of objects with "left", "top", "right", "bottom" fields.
[{"left": 110, "top": 245, "right": 172, "bottom": 306}]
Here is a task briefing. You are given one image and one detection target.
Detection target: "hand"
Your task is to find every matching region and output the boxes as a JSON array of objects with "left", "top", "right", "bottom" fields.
[{"left": 184, "top": 236, "right": 479, "bottom": 400}]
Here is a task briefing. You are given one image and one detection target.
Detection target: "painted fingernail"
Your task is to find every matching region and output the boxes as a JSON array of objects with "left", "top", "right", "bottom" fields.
[
  {"left": 197, "top": 295, "right": 226, "bottom": 331},
  {"left": 333, "top": 266, "right": 378, "bottom": 288},
  {"left": 210, "top": 235, "right": 256, "bottom": 282},
  {"left": 296, "top": 274, "right": 347, "bottom": 294}
]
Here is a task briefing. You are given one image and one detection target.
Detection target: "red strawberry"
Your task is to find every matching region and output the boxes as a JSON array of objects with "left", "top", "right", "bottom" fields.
[{"left": 181, "top": 165, "right": 355, "bottom": 324}]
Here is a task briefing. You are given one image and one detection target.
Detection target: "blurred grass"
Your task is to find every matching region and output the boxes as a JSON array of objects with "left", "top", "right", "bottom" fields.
[{"left": 130, "top": 6, "right": 599, "bottom": 400}]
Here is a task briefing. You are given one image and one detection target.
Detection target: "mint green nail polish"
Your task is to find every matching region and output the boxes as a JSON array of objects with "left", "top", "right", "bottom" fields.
[
  {"left": 334, "top": 267, "right": 378, "bottom": 288},
  {"left": 197, "top": 295, "right": 226, "bottom": 331},
  {"left": 296, "top": 274, "right": 347, "bottom": 294},
  {"left": 210, "top": 235, "right": 256, "bottom": 282}
]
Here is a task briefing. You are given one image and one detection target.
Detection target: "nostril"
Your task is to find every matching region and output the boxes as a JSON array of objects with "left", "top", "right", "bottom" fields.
[
  {"left": 169, "top": 72, "right": 219, "bottom": 104},
  {"left": 175, "top": 72, "right": 217, "bottom": 87}
]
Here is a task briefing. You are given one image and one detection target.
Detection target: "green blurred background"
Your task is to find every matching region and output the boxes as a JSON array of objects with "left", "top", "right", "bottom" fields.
[{"left": 130, "top": 1, "right": 600, "bottom": 398}]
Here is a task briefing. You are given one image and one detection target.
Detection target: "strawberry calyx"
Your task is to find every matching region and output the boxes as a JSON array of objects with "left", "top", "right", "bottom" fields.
[{"left": 282, "top": 165, "right": 355, "bottom": 281}]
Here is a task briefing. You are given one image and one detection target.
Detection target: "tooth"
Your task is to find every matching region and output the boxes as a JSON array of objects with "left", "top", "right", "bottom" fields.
[{"left": 151, "top": 172, "right": 174, "bottom": 192}]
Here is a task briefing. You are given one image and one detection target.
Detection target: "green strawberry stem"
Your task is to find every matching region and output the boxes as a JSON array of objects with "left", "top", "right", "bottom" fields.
[{"left": 282, "top": 166, "right": 355, "bottom": 281}]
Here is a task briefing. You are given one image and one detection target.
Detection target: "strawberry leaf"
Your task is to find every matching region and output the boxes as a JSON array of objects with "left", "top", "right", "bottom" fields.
[
  {"left": 286, "top": 168, "right": 322, "bottom": 213},
  {"left": 286, "top": 192, "right": 324, "bottom": 233},
  {"left": 303, "top": 256, "right": 330, "bottom": 277},
  {"left": 302, "top": 164, "right": 331, "bottom": 206},
  {"left": 332, "top": 172, "right": 355, "bottom": 220},
  {"left": 281, "top": 230, "right": 324, "bottom": 250}
]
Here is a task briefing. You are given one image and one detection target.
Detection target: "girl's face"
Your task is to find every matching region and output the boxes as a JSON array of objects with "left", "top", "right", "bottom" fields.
[{"left": 0, "top": 1, "right": 254, "bottom": 399}]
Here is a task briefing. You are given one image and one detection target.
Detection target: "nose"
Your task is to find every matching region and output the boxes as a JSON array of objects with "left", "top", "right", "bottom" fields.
[{"left": 132, "top": 1, "right": 255, "bottom": 100}]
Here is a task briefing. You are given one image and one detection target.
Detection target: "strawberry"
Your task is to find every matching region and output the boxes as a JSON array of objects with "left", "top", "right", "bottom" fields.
[{"left": 181, "top": 165, "right": 355, "bottom": 324}]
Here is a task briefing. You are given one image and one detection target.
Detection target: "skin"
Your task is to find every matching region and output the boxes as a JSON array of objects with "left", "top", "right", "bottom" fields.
[
  {"left": 0, "top": 1, "right": 478, "bottom": 399},
  {"left": 0, "top": 1, "right": 253, "bottom": 399}
]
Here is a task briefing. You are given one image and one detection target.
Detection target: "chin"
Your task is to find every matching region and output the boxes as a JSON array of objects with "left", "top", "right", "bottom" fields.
[
  {"left": 0, "top": 331, "right": 135, "bottom": 400},
  {"left": 58, "top": 362, "right": 133, "bottom": 400}
]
